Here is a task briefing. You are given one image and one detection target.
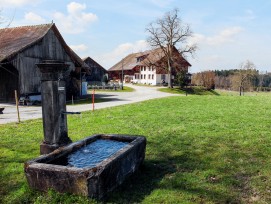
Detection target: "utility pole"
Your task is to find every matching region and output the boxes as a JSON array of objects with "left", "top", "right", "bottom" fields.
[{"left": 121, "top": 59, "right": 124, "bottom": 90}]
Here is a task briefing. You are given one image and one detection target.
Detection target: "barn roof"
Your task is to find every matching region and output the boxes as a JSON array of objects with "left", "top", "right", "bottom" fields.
[
  {"left": 83, "top": 56, "right": 107, "bottom": 72},
  {"left": 108, "top": 47, "right": 191, "bottom": 72},
  {"left": 0, "top": 23, "right": 87, "bottom": 69},
  {"left": 0, "top": 24, "right": 51, "bottom": 61}
]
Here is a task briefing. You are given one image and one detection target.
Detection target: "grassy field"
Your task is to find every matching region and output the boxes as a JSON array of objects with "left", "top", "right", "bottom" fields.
[{"left": 1, "top": 93, "right": 271, "bottom": 203}]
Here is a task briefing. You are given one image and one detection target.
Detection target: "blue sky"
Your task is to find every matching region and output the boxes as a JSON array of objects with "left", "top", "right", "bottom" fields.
[{"left": 1, "top": 0, "right": 271, "bottom": 73}]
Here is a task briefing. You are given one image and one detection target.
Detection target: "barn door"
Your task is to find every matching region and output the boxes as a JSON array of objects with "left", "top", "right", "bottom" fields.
[{"left": 0, "top": 64, "right": 19, "bottom": 102}]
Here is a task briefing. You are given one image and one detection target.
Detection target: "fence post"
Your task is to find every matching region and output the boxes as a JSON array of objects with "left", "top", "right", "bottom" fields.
[
  {"left": 14, "top": 90, "right": 20, "bottom": 123},
  {"left": 92, "top": 89, "right": 95, "bottom": 111}
]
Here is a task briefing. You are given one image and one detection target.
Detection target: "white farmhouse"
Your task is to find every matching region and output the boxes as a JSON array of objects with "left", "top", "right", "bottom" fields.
[{"left": 108, "top": 47, "right": 191, "bottom": 85}]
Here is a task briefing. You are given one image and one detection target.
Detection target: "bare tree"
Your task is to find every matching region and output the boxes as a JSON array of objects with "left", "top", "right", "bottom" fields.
[
  {"left": 231, "top": 60, "right": 258, "bottom": 96},
  {"left": 191, "top": 71, "right": 215, "bottom": 90},
  {"left": 146, "top": 8, "right": 197, "bottom": 88},
  {"left": 0, "top": 9, "right": 14, "bottom": 29}
]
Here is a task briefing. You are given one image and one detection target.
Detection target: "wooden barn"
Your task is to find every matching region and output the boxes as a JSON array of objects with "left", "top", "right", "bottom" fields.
[
  {"left": 0, "top": 23, "right": 89, "bottom": 103},
  {"left": 83, "top": 57, "right": 107, "bottom": 84}
]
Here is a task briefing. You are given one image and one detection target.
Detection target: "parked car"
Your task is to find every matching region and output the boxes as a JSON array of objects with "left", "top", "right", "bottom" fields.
[{"left": 19, "top": 93, "right": 41, "bottom": 105}]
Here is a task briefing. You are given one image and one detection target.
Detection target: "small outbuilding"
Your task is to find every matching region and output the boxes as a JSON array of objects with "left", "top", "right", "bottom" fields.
[
  {"left": 83, "top": 57, "right": 107, "bottom": 84},
  {"left": 0, "top": 23, "right": 89, "bottom": 103}
]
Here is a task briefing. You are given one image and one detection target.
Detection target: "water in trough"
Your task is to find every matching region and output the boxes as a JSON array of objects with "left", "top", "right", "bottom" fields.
[{"left": 68, "top": 139, "right": 129, "bottom": 168}]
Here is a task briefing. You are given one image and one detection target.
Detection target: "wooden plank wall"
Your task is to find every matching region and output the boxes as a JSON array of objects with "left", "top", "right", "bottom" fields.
[{"left": 3, "top": 29, "right": 77, "bottom": 101}]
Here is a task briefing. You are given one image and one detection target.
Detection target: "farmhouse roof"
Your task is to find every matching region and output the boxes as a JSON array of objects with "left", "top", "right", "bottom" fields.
[
  {"left": 0, "top": 23, "right": 87, "bottom": 69},
  {"left": 108, "top": 47, "right": 191, "bottom": 72}
]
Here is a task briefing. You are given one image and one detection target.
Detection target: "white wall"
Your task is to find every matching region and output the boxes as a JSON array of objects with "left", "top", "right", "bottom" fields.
[
  {"left": 133, "top": 66, "right": 156, "bottom": 85},
  {"left": 131, "top": 66, "right": 172, "bottom": 85}
]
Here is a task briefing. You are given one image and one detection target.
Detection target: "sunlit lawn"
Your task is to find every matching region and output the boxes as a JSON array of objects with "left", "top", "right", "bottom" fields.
[{"left": 1, "top": 94, "right": 271, "bottom": 203}]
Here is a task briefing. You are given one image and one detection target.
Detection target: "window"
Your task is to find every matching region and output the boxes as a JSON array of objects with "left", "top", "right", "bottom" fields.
[
  {"left": 144, "top": 74, "right": 146, "bottom": 79},
  {"left": 141, "top": 74, "right": 143, "bottom": 79},
  {"left": 144, "top": 66, "right": 146, "bottom": 71},
  {"left": 152, "top": 74, "right": 154, "bottom": 79},
  {"left": 161, "top": 74, "right": 166, "bottom": 80},
  {"left": 148, "top": 74, "right": 151, "bottom": 79},
  {"left": 149, "top": 67, "right": 151, "bottom": 71}
]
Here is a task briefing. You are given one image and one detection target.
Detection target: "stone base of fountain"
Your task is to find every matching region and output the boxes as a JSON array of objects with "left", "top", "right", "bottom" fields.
[{"left": 24, "top": 134, "right": 146, "bottom": 199}]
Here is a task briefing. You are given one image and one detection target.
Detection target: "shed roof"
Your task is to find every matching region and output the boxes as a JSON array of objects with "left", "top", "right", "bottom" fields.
[{"left": 83, "top": 56, "right": 107, "bottom": 72}]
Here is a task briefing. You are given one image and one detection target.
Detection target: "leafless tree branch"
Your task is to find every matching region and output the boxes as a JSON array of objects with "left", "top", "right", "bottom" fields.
[{"left": 146, "top": 8, "right": 197, "bottom": 88}]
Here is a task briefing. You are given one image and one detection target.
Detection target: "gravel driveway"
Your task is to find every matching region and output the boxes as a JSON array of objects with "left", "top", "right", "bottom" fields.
[{"left": 0, "top": 84, "right": 176, "bottom": 124}]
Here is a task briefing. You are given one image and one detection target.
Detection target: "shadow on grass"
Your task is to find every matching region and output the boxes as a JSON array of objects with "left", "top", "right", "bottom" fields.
[
  {"left": 105, "top": 158, "right": 177, "bottom": 203},
  {"left": 66, "top": 94, "right": 128, "bottom": 105},
  {"left": 183, "top": 87, "right": 220, "bottom": 96},
  {"left": 105, "top": 150, "right": 237, "bottom": 203},
  {"left": 159, "top": 86, "right": 220, "bottom": 96}
]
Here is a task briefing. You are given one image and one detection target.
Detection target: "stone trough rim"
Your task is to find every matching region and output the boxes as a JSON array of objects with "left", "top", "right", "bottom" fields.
[{"left": 25, "top": 134, "right": 145, "bottom": 172}]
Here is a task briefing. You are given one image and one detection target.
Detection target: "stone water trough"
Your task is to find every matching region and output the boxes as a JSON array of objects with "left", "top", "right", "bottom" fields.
[
  {"left": 25, "top": 134, "right": 146, "bottom": 199},
  {"left": 24, "top": 60, "right": 146, "bottom": 199}
]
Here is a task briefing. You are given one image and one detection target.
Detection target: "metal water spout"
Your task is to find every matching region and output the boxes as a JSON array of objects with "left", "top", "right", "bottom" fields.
[
  {"left": 36, "top": 60, "right": 72, "bottom": 154},
  {"left": 61, "top": 111, "right": 81, "bottom": 115}
]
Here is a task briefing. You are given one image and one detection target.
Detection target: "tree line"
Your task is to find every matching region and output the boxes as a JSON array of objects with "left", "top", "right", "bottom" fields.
[{"left": 191, "top": 60, "right": 271, "bottom": 95}]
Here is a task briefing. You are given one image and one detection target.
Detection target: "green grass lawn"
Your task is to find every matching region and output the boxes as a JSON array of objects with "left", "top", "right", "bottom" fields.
[{"left": 1, "top": 94, "right": 271, "bottom": 203}]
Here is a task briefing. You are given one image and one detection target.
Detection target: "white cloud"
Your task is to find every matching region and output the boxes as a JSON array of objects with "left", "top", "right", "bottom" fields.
[
  {"left": 206, "top": 27, "right": 243, "bottom": 45},
  {"left": 53, "top": 2, "right": 98, "bottom": 34},
  {"left": 67, "top": 2, "right": 85, "bottom": 15},
  {"left": 70, "top": 44, "right": 89, "bottom": 52},
  {"left": 189, "top": 27, "right": 243, "bottom": 46},
  {"left": 95, "top": 40, "right": 150, "bottom": 69},
  {"left": 187, "top": 33, "right": 205, "bottom": 46},
  {"left": 0, "top": 0, "right": 40, "bottom": 7},
  {"left": 106, "top": 40, "right": 149, "bottom": 60},
  {"left": 24, "top": 12, "right": 46, "bottom": 24}
]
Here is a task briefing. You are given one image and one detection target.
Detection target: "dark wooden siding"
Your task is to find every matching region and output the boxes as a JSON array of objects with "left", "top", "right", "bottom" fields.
[
  {"left": 84, "top": 58, "right": 107, "bottom": 82},
  {"left": 7, "top": 29, "right": 76, "bottom": 98},
  {"left": 0, "top": 64, "right": 18, "bottom": 102}
]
